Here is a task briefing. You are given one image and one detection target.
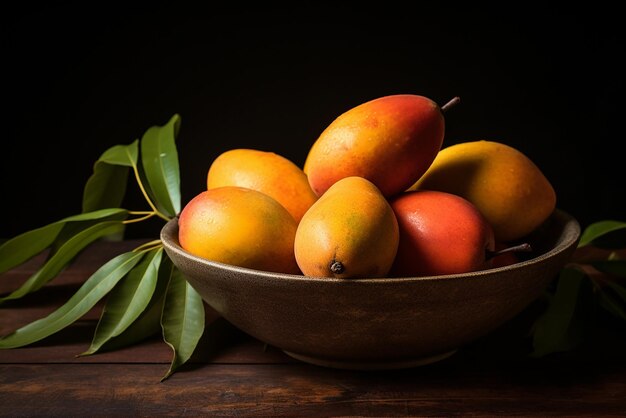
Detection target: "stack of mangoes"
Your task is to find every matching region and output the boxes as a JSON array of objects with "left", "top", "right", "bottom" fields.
[{"left": 178, "top": 94, "right": 556, "bottom": 278}]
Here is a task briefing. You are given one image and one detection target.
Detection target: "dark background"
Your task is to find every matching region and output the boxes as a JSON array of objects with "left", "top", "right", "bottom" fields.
[{"left": 2, "top": 4, "right": 624, "bottom": 239}]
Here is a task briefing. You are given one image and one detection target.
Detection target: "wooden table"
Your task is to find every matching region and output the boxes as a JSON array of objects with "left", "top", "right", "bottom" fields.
[{"left": 1, "top": 240, "right": 625, "bottom": 416}]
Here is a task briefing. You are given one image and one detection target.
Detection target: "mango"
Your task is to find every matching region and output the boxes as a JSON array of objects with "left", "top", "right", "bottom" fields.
[
  {"left": 304, "top": 94, "right": 448, "bottom": 198},
  {"left": 294, "top": 176, "right": 399, "bottom": 278},
  {"left": 207, "top": 148, "right": 318, "bottom": 223},
  {"left": 389, "top": 190, "right": 495, "bottom": 277},
  {"left": 411, "top": 140, "right": 556, "bottom": 242},
  {"left": 178, "top": 187, "right": 300, "bottom": 274},
  {"left": 488, "top": 242, "right": 525, "bottom": 269}
]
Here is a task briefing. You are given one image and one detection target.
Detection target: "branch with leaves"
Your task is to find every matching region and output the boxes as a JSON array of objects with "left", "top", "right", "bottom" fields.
[
  {"left": 0, "top": 114, "right": 203, "bottom": 381},
  {"left": 1, "top": 114, "right": 624, "bottom": 381},
  {"left": 530, "top": 221, "right": 626, "bottom": 356}
]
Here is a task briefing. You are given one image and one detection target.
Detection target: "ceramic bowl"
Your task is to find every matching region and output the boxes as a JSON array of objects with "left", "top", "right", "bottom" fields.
[{"left": 161, "top": 208, "right": 580, "bottom": 370}]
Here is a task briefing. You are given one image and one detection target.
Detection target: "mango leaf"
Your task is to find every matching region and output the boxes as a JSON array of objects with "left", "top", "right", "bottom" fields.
[
  {"left": 99, "top": 140, "right": 140, "bottom": 166},
  {"left": 597, "top": 281, "right": 626, "bottom": 321},
  {"left": 604, "top": 280, "right": 626, "bottom": 302},
  {"left": 592, "top": 260, "right": 626, "bottom": 278},
  {"left": 160, "top": 268, "right": 205, "bottom": 381},
  {"left": 81, "top": 248, "right": 163, "bottom": 356},
  {"left": 47, "top": 209, "right": 129, "bottom": 258},
  {"left": 0, "top": 251, "right": 144, "bottom": 348},
  {"left": 83, "top": 165, "right": 129, "bottom": 214},
  {"left": 578, "top": 220, "right": 626, "bottom": 249},
  {"left": 0, "top": 223, "right": 64, "bottom": 274},
  {"left": 82, "top": 140, "right": 138, "bottom": 213},
  {"left": 99, "top": 256, "right": 173, "bottom": 352},
  {"left": 0, "top": 208, "right": 128, "bottom": 275},
  {"left": 598, "top": 278, "right": 626, "bottom": 308},
  {"left": 598, "top": 296, "right": 626, "bottom": 321},
  {"left": 0, "top": 220, "right": 125, "bottom": 304},
  {"left": 529, "top": 267, "right": 593, "bottom": 357},
  {"left": 140, "top": 114, "right": 181, "bottom": 218}
]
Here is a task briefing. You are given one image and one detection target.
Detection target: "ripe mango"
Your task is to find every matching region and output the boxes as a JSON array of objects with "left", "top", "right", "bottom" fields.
[
  {"left": 294, "top": 176, "right": 399, "bottom": 279},
  {"left": 412, "top": 140, "right": 556, "bottom": 242},
  {"left": 389, "top": 190, "right": 495, "bottom": 277},
  {"left": 207, "top": 148, "right": 318, "bottom": 223},
  {"left": 304, "top": 94, "right": 447, "bottom": 198},
  {"left": 178, "top": 187, "right": 300, "bottom": 274}
]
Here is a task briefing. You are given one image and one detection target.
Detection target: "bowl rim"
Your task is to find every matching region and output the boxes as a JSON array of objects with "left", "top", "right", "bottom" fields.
[{"left": 160, "top": 208, "right": 581, "bottom": 284}]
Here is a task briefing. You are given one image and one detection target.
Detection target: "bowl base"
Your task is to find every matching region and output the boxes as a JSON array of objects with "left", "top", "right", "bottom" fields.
[{"left": 283, "top": 349, "right": 457, "bottom": 371}]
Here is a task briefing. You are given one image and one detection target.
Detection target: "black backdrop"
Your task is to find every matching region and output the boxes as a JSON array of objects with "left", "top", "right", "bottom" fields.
[{"left": 3, "top": 4, "right": 624, "bottom": 239}]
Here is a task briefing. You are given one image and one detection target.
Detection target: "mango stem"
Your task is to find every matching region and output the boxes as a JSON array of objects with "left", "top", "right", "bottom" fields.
[
  {"left": 486, "top": 242, "right": 532, "bottom": 260},
  {"left": 441, "top": 96, "right": 461, "bottom": 113}
]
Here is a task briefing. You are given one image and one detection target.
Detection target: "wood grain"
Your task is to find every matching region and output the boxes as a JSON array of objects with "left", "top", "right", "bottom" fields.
[{"left": 2, "top": 362, "right": 626, "bottom": 417}]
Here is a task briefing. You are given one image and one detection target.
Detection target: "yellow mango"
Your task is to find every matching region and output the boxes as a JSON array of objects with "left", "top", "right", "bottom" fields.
[
  {"left": 178, "top": 187, "right": 300, "bottom": 274},
  {"left": 411, "top": 140, "right": 557, "bottom": 242},
  {"left": 207, "top": 148, "right": 318, "bottom": 223},
  {"left": 294, "top": 176, "right": 399, "bottom": 279}
]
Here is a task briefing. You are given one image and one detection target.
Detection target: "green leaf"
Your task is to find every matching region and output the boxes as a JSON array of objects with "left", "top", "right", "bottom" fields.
[
  {"left": 578, "top": 220, "right": 626, "bottom": 249},
  {"left": 602, "top": 280, "right": 626, "bottom": 303},
  {"left": 597, "top": 281, "right": 626, "bottom": 321},
  {"left": 0, "top": 223, "right": 64, "bottom": 274},
  {"left": 83, "top": 165, "right": 129, "bottom": 213},
  {"left": 48, "top": 209, "right": 129, "bottom": 258},
  {"left": 99, "top": 256, "right": 173, "bottom": 352},
  {"left": 140, "top": 114, "right": 181, "bottom": 217},
  {"left": 160, "top": 268, "right": 205, "bottom": 381},
  {"left": 81, "top": 248, "right": 163, "bottom": 356},
  {"left": 98, "top": 141, "right": 139, "bottom": 166},
  {"left": 530, "top": 267, "right": 592, "bottom": 357},
  {"left": 82, "top": 140, "right": 138, "bottom": 213},
  {"left": 0, "top": 220, "right": 125, "bottom": 304},
  {"left": 62, "top": 208, "right": 129, "bottom": 222},
  {"left": 0, "top": 208, "right": 127, "bottom": 275},
  {"left": 592, "top": 260, "right": 626, "bottom": 278},
  {"left": 0, "top": 251, "right": 144, "bottom": 348}
]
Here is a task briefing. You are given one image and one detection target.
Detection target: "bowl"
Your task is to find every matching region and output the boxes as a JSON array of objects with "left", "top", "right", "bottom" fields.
[{"left": 161, "top": 208, "right": 580, "bottom": 370}]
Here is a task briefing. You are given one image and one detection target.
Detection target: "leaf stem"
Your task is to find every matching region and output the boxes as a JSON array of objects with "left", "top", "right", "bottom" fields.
[
  {"left": 123, "top": 213, "right": 155, "bottom": 224},
  {"left": 133, "top": 239, "right": 163, "bottom": 253},
  {"left": 127, "top": 149, "right": 171, "bottom": 222},
  {"left": 128, "top": 210, "right": 154, "bottom": 216}
]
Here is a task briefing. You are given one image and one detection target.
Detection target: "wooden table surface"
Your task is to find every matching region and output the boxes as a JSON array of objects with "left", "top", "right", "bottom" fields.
[{"left": 1, "top": 240, "right": 625, "bottom": 417}]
